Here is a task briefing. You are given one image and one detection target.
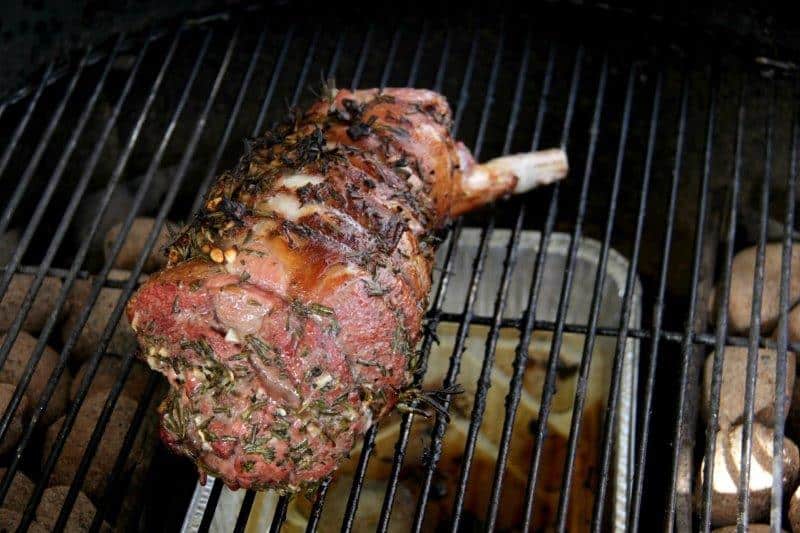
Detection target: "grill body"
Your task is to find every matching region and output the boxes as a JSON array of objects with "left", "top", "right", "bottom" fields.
[{"left": 0, "top": 2, "right": 797, "bottom": 531}]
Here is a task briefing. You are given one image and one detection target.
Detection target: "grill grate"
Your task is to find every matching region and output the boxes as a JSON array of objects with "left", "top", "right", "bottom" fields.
[{"left": 0, "top": 3, "right": 798, "bottom": 532}]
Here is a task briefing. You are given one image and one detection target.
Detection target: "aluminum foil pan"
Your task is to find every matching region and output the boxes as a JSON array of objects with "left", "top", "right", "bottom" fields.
[{"left": 181, "top": 229, "right": 641, "bottom": 532}]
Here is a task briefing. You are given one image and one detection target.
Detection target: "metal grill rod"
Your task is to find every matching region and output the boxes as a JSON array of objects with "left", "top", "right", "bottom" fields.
[
  {"left": 309, "top": 22, "right": 453, "bottom": 533},
  {"left": 0, "top": 27, "right": 178, "bottom": 109},
  {"left": 88, "top": 371, "right": 161, "bottom": 532},
  {"left": 42, "top": 26, "right": 241, "bottom": 533},
  {"left": 373, "top": 20, "right": 445, "bottom": 532},
  {"left": 13, "top": 256, "right": 800, "bottom": 351},
  {"left": 326, "top": 32, "right": 346, "bottom": 84},
  {"left": 269, "top": 497, "right": 290, "bottom": 533},
  {"left": 349, "top": 25, "right": 374, "bottom": 92},
  {"left": 0, "top": 55, "right": 89, "bottom": 303},
  {"left": 233, "top": 491, "right": 256, "bottom": 533},
  {"left": 96, "top": 23, "right": 280, "bottom": 530},
  {"left": 590, "top": 62, "right": 656, "bottom": 531},
  {"left": 0, "top": 53, "right": 88, "bottom": 237},
  {"left": 197, "top": 480, "right": 226, "bottom": 532},
  {"left": 485, "top": 39, "right": 557, "bottom": 530},
  {"left": 189, "top": 25, "right": 269, "bottom": 215},
  {"left": 380, "top": 28, "right": 403, "bottom": 89},
  {"left": 406, "top": 21, "right": 429, "bottom": 87},
  {"left": 434, "top": 21, "right": 512, "bottom": 531},
  {"left": 11, "top": 27, "right": 216, "bottom": 529},
  {"left": 0, "top": 62, "right": 54, "bottom": 180},
  {"left": 231, "top": 27, "right": 357, "bottom": 533},
  {"left": 304, "top": 477, "right": 331, "bottom": 532},
  {"left": 736, "top": 80, "right": 776, "bottom": 531},
  {"left": 522, "top": 46, "right": 605, "bottom": 530},
  {"left": 188, "top": 23, "right": 292, "bottom": 532},
  {"left": 14, "top": 255, "right": 800, "bottom": 350},
  {"left": 770, "top": 91, "right": 798, "bottom": 532},
  {"left": 699, "top": 77, "right": 747, "bottom": 532},
  {"left": 627, "top": 66, "right": 689, "bottom": 533},
  {"left": 290, "top": 29, "right": 320, "bottom": 109},
  {"left": 405, "top": 29, "right": 494, "bottom": 533},
  {"left": 559, "top": 60, "right": 637, "bottom": 531},
  {"left": 666, "top": 61, "right": 718, "bottom": 533},
  {"left": 0, "top": 37, "right": 127, "bottom": 444},
  {"left": 0, "top": 25, "right": 179, "bottom": 506},
  {"left": 251, "top": 25, "right": 295, "bottom": 138},
  {"left": 446, "top": 26, "right": 532, "bottom": 532},
  {"left": 338, "top": 24, "right": 426, "bottom": 533},
  {"left": 0, "top": 35, "right": 130, "bottom": 456}
]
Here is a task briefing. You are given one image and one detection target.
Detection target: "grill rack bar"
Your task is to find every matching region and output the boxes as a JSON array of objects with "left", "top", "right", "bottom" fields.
[
  {"left": 0, "top": 55, "right": 86, "bottom": 237},
  {"left": 699, "top": 76, "right": 747, "bottom": 532},
  {"left": 627, "top": 61, "right": 688, "bottom": 533},
  {"left": 11, "top": 25, "right": 220, "bottom": 530},
  {"left": 372, "top": 25, "right": 443, "bottom": 523},
  {"left": 667, "top": 57, "right": 719, "bottom": 532},
  {"left": 435, "top": 23, "right": 509, "bottom": 532},
  {"left": 338, "top": 21, "right": 435, "bottom": 533},
  {"left": 770, "top": 90, "right": 798, "bottom": 531},
  {"left": 594, "top": 63, "right": 661, "bottom": 531},
  {"left": 0, "top": 45, "right": 100, "bottom": 421},
  {"left": 0, "top": 62, "right": 54, "bottom": 180},
  {"left": 15, "top": 255, "right": 800, "bottom": 352},
  {"left": 42, "top": 26, "right": 242, "bottom": 532},
  {"left": 526, "top": 45, "right": 605, "bottom": 529},
  {"left": 737, "top": 76, "right": 776, "bottom": 531},
  {"left": 1, "top": 7, "right": 797, "bottom": 533},
  {"left": 93, "top": 18, "right": 282, "bottom": 531},
  {"left": 0, "top": 29, "right": 152, "bottom": 501},
  {"left": 564, "top": 59, "right": 637, "bottom": 531},
  {"left": 0, "top": 25, "right": 176, "bottom": 468},
  {"left": 485, "top": 38, "right": 558, "bottom": 530}
]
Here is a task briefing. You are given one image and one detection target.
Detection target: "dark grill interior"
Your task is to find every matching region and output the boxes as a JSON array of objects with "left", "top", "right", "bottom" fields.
[{"left": 0, "top": 2, "right": 798, "bottom": 531}]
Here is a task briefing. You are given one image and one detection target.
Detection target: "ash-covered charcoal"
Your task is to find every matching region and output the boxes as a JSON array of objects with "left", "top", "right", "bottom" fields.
[{"left": 126, "top": 88, "right": 568, "bottom": 493}]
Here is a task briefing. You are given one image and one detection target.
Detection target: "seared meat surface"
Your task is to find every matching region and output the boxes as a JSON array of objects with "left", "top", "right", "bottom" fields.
[{"left": 126, "top": 88, "right": 567, "bottom": 493}]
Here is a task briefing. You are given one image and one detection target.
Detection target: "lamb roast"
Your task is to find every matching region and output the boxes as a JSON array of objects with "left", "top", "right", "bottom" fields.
[{"left": 126, "top": 87, "right": 567, "bottom": 493}]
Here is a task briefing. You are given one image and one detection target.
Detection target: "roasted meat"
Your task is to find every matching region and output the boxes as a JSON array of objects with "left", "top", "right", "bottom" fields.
[{"left": 126, "top": 88, "right": 567, "bottom": 493}]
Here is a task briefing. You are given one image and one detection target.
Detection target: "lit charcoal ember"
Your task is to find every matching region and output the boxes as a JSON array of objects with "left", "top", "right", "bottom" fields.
[
  {"left": 126, "top": 87, "right": 567, "bottom": 493},
  {"left": 0, "top": 383, "right": 29, "bottom": 455},
  {"left": 104, "top": 217, "right": 174, "bottom": 273},
  {"left": 70, "top": 353, "right": 150, "bottom": 402},
  {"left": 0, "top": 468, "right": 34, "bottom": 513},
  {"left": 0, "top": 274, "right": 63, "bottom": 333},
  {"left": 0, "top": 508, "right": 49, "bottom": 532},
  {"left": 61, "top": 285, "right": 137, "bottom": 364},
  {"left": 43, "top": 394, "right": 145, "bottom": 499},
  {"left": 724, "top": 243, "right": 800, "bottom": 334},
  {"left": 36, "top": 486, "right": 112, "bottom": 533},
  {"left": 702, "top": 347, "right": 795, "bottom": 427},
  {"left": 0, "top": 331, "right": 70, "bottom": 427}
]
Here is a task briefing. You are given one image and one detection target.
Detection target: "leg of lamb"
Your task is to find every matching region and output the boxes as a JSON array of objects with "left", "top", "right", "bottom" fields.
[{"left": 126, "top": 88, "right": 567, "bottom": 493}]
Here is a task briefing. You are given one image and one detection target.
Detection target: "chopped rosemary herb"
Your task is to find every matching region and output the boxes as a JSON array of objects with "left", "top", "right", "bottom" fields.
[
  {"left": 271, "top": 418, "right": 290, "bottom": 439},
  {"left": 241, "top": 400, "right": 270, "bottom": 421},
  {"left": 362, "top": 278, "right": 388, "bottom": 297}
]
